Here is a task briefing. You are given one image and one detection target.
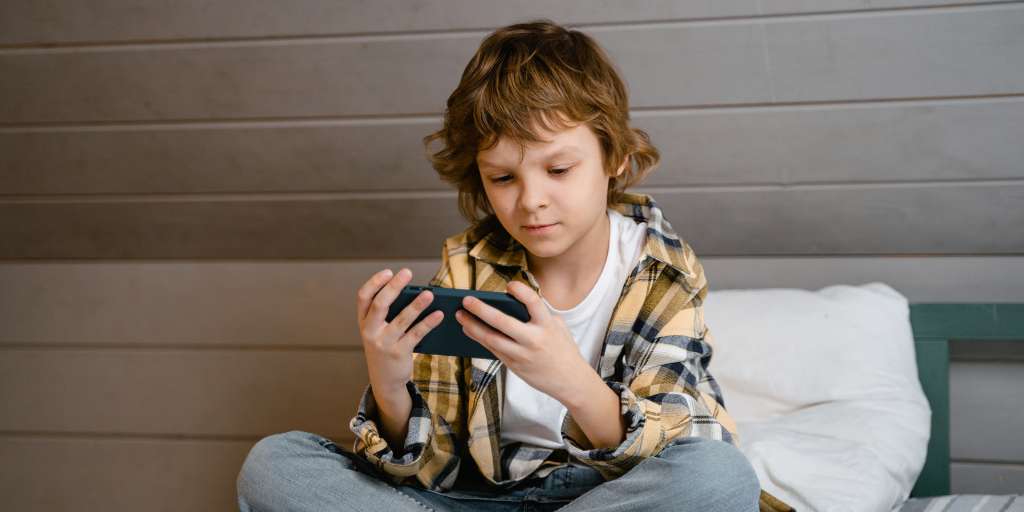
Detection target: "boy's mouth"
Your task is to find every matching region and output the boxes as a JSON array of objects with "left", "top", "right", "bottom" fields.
[{"left": 523, "top": 223, "right": 558, "bottom": 234}]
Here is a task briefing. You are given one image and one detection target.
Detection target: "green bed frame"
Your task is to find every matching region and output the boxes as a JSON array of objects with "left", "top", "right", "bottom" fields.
[{"left": 908, "top": 303, "right": 1024, "bottom": 498}]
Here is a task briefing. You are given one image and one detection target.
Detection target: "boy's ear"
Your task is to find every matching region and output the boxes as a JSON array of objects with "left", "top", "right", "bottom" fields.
[{"left": 614, "top": 155, "right": 630, "bottom": 177}]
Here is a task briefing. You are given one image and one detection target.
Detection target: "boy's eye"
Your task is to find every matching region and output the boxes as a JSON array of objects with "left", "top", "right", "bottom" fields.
[{"left": 491, "top": 167, "right": 571, "bottom": 184}]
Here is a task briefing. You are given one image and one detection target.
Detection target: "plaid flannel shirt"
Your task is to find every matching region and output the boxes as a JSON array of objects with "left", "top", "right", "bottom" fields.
[{"left": 349, "top": 191, "right": 795, "bottom": 512}]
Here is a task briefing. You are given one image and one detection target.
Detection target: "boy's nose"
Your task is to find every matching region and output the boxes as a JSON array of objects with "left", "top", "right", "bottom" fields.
[{"left": 517, "top": 183, "right": 549, "bottom": 212}]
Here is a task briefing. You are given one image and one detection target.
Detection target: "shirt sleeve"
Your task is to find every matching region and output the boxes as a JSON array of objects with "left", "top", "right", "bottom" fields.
[
  {"left": 559, "top": 258, "right": 739, "bottom": 481},
  {"left": 347, "top": 243, "right": 467, "bottom": 491}
]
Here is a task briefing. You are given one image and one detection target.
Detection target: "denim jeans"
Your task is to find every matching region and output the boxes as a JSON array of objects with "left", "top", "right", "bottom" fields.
[{"left": 236, "top": 430, "right": 761, "bottom": 511}]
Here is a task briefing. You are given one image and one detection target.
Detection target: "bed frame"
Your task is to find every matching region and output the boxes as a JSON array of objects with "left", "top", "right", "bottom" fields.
[{"left": 909, "top": 303, "right": 1024, "bottom": 497}]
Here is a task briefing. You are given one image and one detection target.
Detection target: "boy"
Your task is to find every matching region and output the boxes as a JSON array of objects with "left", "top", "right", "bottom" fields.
[{"left": 238, "top": 19, "right": 794, "bottom": 512}]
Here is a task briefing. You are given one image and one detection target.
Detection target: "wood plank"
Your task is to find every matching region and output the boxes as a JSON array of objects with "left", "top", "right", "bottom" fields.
[
  {"left": 0, "top": 260, "right": 442, "bottom": 347},
  {"left": 3, "top": 99, "right": 1023, "bottom": 194},
  {"left": 951, "top": 461, "right": 1024, "bottom": 494},
  {"left": 699, "top": 256, "right": 1024, "bottom": 302},
  {"left": 0, "top": 1, "right": 999, "bottom": 47},
  {"left": 759, "top": 0, "right": 997, "bottom": 14},
  {"left": 0, "top": 195, "right": 465, "bottom": 259},
  {"left": 5, "top": 7, "right": 1023, "bottom": 124},
  {"left": 1, "top": 184, "right": 1021, "bottom": 259},
  {"left": 0, "top": 1, "right": 752, "bottom": 46},
  {"left": 3, "top": 257, "right": 1024, "bottom": 349},
  {"left": 950, "top": 362, "right": 1024, "bottom": 462},
  {"left": 0, "top": 119, "right": 446, "bottom": 194},
  {"left": 764, "top": 5, "right": 1024, "bottom": 102},
  {"left": 0, "top": 435, "right": 314, "bottom": 512},
  {"left": 0, "top": 35, "right": 480, "bottom": 123},
  {"left": 0, "top": 349, "right": 368, "bottom": 439}
]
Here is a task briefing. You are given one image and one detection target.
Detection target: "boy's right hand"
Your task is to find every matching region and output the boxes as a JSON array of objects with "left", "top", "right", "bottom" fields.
[{"left": 357, "top": 267, "right": 444, "bottom": 395}]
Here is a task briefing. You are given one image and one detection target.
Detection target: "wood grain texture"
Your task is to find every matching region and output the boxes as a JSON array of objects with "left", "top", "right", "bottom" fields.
[
  {"left": 2, "top": 184, "right": 1022, "bottom": 258},
  {"left": 0, "top": 435, "right": 274, "bottom": 512},
  {"left": 950, "top": 362, "right": 1024, "bottom": 462},
  {"left": 3, "top": 6, "right": 1022, "bottom": 123},
  {"left": 3, "top": 100, "right": 1022, "bottom": 194},
  {"left": 951, "top": 461, "right": 1024, "bottom": 494},
  {"left": 0, "top": 260, "right": 441, "bottom": 347},
  {"left": 0, "top": 349, "right": 366, "bottom": 439},
  {"left": 3, "top": 1, "right": 996, "bottom": 47}
]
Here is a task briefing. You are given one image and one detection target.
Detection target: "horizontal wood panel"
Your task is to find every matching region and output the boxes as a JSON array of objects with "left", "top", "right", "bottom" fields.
[
  {"left": 0, "top": 260, "right": 441, "bottom": 347},
  {"left": 763, "top": 5, "right": 1024, "bottom": 102},
  {"left": 0, "top": 195, "right": 465, "bottom": 259},
  {"left": 759, "top": 0, "right": 999, "bottom": 13},
  {"left": 951, "top": 461, "right": 1024, "bottom": 494},
  {"left": 0, "top": 35, "right": 476, "bottom": 123},
  {"left": 0, "top": 1, "right": 995, "bottom": 46},
  {"left": 0, "top": 349, "right": 367, "bottom": 439},
  {"left": 3, "top": 99, "right": 1023, "bottom": 194},
  {"left": 0, "top": 119, "right": 447, "bottom": 194},
  {"left": 949, "top": 362, "right": 1024, "bottom": 461},
  {"left": 3, "top": 7, "right": 1023, "bottom": 124},
  {"left": 0, "top": 2, "right": 750, "bottom": 47},
  {"left": 1, "top": 185, "right": 1021, "bottom": 259},
  {"left": 0, "top": 435, "right": 262, "bottom": 512},
  {"left": 2, "top": 258, "right": 1023, "bottom": 349},
  {"left": 700, "top": 257, "right": 1024, "bottom": 303}
]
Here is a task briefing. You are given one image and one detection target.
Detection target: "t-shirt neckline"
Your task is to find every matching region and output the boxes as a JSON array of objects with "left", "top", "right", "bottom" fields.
[{"left": 544, "top": 209, "right": 618, "bottom": 315}]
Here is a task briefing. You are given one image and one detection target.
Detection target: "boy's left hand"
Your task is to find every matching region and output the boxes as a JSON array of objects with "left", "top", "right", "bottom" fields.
[{"left": 455, "top": 280, "right": 593, "bottom": 404}]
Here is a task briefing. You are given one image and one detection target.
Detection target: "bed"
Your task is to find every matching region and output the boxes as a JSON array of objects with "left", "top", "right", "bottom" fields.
[
  {"left": 701, "top": 284, "right": 1023, "bottom": 512},
  {"left": 895, "top": 303, "right": 1023, "bottom": 512}
]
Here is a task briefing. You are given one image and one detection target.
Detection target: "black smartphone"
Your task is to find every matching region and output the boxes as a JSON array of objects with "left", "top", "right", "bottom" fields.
[{"left": 385, "top": 285, "right": 531, "bottom": 359}]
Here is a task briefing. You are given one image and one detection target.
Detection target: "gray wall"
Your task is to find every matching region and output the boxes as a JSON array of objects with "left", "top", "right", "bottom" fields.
[{"left": 0, "top": 1, "right": 1022, "bottom": 509}]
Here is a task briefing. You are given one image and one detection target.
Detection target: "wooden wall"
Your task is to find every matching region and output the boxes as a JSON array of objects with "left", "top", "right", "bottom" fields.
[{"left": 1, "top": 1, "right": 1022, "bottom": 509}]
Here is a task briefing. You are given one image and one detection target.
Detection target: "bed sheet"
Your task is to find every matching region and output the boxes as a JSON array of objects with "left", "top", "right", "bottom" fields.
[{"left": 894, "top": 494, "right": 1023, "bottom": 511}]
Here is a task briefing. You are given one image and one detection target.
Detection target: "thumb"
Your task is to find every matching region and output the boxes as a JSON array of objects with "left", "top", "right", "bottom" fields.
[{"left": 507, "top": 280, "right": 547, "bottom": 323}]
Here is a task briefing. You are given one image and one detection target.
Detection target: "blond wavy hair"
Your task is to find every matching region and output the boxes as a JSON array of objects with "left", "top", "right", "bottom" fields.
[{"left": 422, "top": 19, "right": 661, "bottom": 226}]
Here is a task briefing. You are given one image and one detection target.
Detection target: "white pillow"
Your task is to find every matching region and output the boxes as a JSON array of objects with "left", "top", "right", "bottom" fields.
[{"left": 704, "top": 282, "right": 931, "bottom": 512}]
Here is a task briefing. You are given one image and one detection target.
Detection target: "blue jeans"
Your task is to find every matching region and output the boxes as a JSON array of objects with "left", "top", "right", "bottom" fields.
[{"left": 236, "top": 430, "right": 761, "bottom": 511}]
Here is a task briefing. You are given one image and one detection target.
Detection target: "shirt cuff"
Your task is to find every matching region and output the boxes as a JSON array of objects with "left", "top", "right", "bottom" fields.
[
  {"left": 348, "top": 380, "right": 435, "bottom": 478},
  {"left": 559, "top": 379, "right": 647, "bottom": 475}
]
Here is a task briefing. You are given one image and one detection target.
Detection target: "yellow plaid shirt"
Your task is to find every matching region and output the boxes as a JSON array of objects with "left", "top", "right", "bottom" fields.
[{"left": 349, "top": 191, "right": 795, "bottom": 512}]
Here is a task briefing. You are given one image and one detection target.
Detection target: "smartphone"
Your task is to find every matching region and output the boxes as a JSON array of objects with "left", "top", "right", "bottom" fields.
[{"left": 385, "top": 285, "right": 531, "bottom": 359}]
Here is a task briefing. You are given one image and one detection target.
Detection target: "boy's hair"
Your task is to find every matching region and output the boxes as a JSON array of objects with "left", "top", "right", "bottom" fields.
[{"left": 423, "top": 19, "right": 661, "bottom": 225}]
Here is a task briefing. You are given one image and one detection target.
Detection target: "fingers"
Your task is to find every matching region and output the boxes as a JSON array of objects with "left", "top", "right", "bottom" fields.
[
  {"left": 506, "top": 280, "right": 544, "bottom": 323},
  {"left": 460, "top": 293, "right": 526, "bottom": 341},
  {"left": 387, "top": 288, "right": 440, "bottom": 339},
  {"left": 356, "top": 268, "right": 393, "bottom": 327},
  {"left": 364, "top": 267, "right": 412, "bottom": 329},
  {"left": 398, "top": 308, "right": 445, "bottom": 353},
  {"left": 456, "top": 309, "right": 524, "bottom": 361}
]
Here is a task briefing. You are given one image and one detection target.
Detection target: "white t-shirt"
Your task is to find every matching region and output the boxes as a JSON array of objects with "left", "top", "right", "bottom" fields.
[{"left": 500, "top": 208, "right": 648, "bottom": 450}]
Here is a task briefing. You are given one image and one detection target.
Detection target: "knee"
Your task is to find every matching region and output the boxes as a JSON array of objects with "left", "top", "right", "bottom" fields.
[
  {"left": 237, "top": 431, "right": 347, "bottom": 499},
  {"left": 659, "top": 437, "right": 761, "bottom": 509},
  {"left": 238, "top": 431, "right": 301, "bottom": 487}
]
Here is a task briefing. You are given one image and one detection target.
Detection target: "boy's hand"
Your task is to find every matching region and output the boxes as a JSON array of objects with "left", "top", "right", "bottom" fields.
[
  {"left": 357, "top": 268, "right": 444, "bottom": 395},
  {"left": 455, "top": 280, "right": 594, "bottom": 404}
]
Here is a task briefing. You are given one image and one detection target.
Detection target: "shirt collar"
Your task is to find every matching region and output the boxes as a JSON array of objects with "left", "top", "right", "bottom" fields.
[{"left": 466, "top": 192, "right": 692, "bottom": 278}]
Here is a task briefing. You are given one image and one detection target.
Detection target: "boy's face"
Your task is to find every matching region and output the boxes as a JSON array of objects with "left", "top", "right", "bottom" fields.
[{"left": 475, "top": 115, "right": 626, "bottom": 268}]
